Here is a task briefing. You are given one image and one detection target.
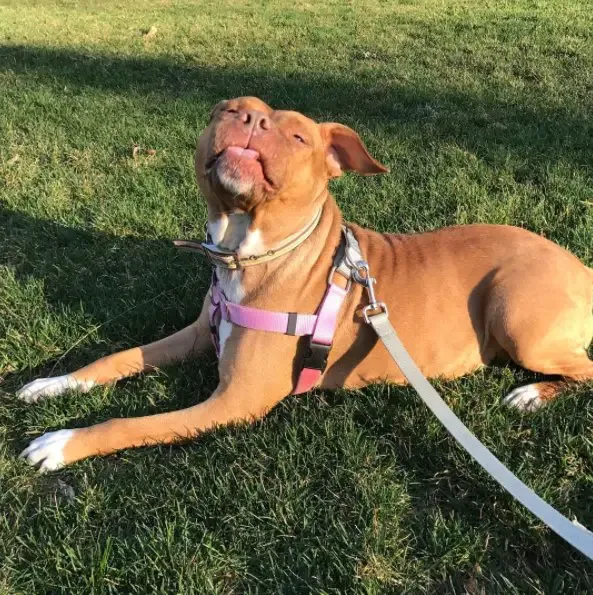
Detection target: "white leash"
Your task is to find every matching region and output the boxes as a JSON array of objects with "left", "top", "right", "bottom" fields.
[{"left": 345, "top": 234, "right": 593, "bottom": 560}]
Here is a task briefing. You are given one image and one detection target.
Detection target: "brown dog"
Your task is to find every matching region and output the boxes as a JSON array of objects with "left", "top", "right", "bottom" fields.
[{"left": 19, "top": 97, "right": 593, "bottom": 471}]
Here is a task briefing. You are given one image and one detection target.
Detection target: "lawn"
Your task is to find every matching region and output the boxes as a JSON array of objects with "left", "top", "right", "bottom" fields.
[{"left": 1, "top": 0, "right": 593, "bottom": 591}]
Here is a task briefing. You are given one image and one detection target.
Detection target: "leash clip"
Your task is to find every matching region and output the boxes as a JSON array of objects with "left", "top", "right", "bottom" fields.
[{"left": 353, "top": 260, "right": 389, "bottom": 323}]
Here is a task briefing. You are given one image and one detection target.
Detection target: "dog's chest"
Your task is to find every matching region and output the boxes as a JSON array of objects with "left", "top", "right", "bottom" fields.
[
  {"left": 217, "top": 269, "right": 245, "bottom": 303},
  {"left": 214, "top": 269, "right": 243, "bottom": 356},
  {"left": 208, "top": 212, "right": 266, "bottom": 355}
]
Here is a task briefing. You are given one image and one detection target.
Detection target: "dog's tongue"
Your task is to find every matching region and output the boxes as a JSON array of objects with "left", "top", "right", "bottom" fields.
[{"left": 225, "top": 146, "right": 260, "bottom": 160}]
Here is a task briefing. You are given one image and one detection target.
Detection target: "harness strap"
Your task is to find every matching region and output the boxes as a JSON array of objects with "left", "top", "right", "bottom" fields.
[
  {"left": 336, "top": 227, "right": 364, "bottom": 279},
  {"left": 293, "top": 282, "right": 348, "bottom": 394},
  {"left": 223, "top": 300, "right": 318, "bottom": 336}
]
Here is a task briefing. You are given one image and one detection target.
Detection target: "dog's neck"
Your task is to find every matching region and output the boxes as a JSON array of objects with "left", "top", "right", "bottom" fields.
[
  {"left": 207, "top": 193, "right": 344, "bottom": 302},
  {"left": 207, "top": 211, "right": 263, "bottom": 257},
  {"left": 206, "top": 189, "right": 337, "bottom": 259}
]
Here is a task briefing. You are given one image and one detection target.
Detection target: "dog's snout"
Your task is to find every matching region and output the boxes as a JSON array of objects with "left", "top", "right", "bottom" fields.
[{"left": 240, "top": 109, "right": 271, "bottom": 131}]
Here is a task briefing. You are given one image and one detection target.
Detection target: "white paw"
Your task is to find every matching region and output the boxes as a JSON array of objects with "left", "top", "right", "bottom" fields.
[
  {"left": 20, "top": 429, "right": 76, "bottom": 472},
  {"left": 504, "top": 384, "right": 543, "bottom": 412},
  {"left": 16, "top": 376, "right": 94, "bottom": 403}
]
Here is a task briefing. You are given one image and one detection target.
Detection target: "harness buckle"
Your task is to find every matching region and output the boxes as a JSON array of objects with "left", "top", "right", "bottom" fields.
[{"left": 302, "top": 339, "right": 331, "bottom": 371}]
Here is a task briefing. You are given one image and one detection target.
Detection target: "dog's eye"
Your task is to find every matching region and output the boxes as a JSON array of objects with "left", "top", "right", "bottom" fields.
[{"left": 293, "top": 134, "right": 306, "bottom": 144}]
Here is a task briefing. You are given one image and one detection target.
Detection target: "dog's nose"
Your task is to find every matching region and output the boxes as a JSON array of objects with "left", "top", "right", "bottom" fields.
[{"left": 239, "top": 109, "right": 271, "bottom": 131}]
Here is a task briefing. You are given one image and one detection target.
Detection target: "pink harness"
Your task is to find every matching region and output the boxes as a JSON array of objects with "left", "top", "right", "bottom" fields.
[
  {"left": 209, "top": 274, "right": 348, "bottom": 394},
  {"left": 206, "top": 228, "right": 360, "bottom": 394}
]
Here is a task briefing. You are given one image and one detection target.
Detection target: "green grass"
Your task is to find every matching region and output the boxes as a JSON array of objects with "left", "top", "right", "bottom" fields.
[{"left": 1, "top": 0, "right": 593, "bottom": 591}]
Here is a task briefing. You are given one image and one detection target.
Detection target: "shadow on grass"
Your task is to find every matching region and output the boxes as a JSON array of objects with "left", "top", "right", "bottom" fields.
[
  {"left": 0, "top": 205, "right": 211, "bottom": 389},
  {"left": 0, "top": 204, "right": 219, "bottom": 457},
  {"left": 1, "top": 43, "right": 592, "bottom": 173}
]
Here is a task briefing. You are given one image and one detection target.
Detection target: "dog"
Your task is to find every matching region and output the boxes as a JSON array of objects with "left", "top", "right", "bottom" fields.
[{"left": 19, "top": 96, "right": 593, "bottom": 471}]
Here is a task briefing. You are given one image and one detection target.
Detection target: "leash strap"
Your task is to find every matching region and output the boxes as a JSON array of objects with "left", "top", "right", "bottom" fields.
[{"left": 367, "top": 309, "right": 593, "bottom": 560}]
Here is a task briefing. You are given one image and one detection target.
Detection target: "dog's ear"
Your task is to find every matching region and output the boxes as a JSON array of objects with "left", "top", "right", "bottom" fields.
[
  {"left": 208, "top": 99, "right": 229, "bottom": 121},
  {"left": 320, "top": 123, "right": 389, "bottom": 178}
]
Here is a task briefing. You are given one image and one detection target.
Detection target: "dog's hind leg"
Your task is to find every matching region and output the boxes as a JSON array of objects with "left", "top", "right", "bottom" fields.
[
  {"left": 486, "top": 270, "right": 593, "bottom": 411},
  {"left": 504, "top": 350, "right": 593, "bottom": 411},
  {"left": 17, "top": 302, "right": 212, "bottom": 403}
]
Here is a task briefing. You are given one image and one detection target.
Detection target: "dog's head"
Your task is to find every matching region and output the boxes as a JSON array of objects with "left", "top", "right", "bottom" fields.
[{"left": 195, "top": 97, "right": 388, "bottom": 213}]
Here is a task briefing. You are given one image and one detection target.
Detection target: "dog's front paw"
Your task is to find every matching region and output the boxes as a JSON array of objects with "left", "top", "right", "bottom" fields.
[
  {"left": 16, "top": 376, "right": 93, "bottom": 403},
  {"left": 20, "top": 429, "right": 77, "bottom": 472},
  {"left": 504, "top": 384, "right": 543, "bottom": 412},
  {"left": 17, "top": 376, "right": 73, "bottom": 403}
]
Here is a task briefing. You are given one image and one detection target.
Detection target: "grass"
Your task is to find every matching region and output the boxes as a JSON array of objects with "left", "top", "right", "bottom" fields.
[{"left": 1, "top": 0, "right": 593, "bottom": 591}]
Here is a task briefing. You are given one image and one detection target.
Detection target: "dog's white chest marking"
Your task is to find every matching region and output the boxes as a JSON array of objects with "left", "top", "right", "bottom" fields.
[
  {"left": 208, "top": 212, "right": 264, "bottom": 356},
  {"left": 216, "top": 268, "right": 244, "bottom": 356},
  {"left": 208, "top": 212, "right": 264, "bottom": 255}
]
